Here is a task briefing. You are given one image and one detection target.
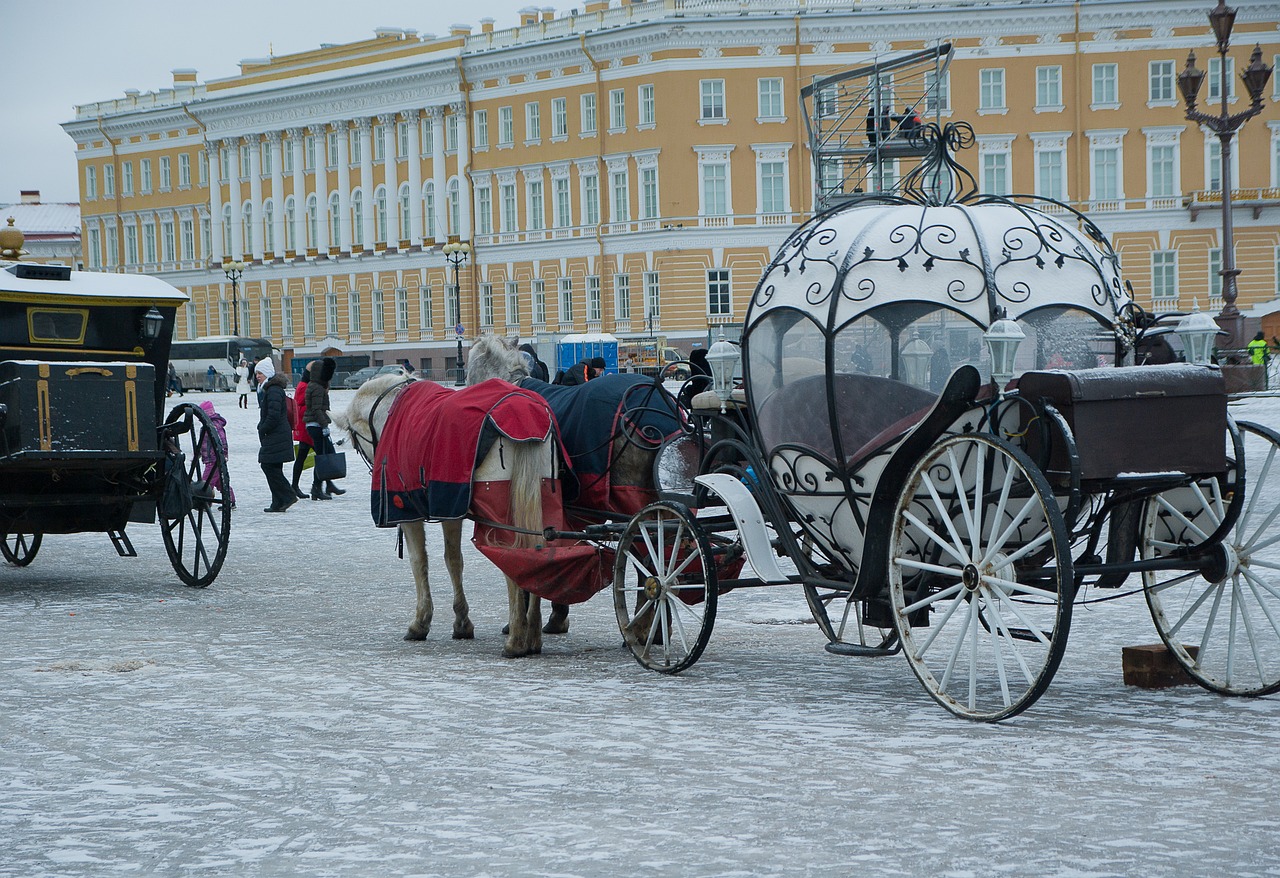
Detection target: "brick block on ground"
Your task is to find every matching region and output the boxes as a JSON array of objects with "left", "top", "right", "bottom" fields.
[{"left": 1122, "top": 643, "right": 1200, "bottom": 689}]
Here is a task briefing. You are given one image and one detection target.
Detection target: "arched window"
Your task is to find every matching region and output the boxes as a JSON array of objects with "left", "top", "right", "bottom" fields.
[
  {"left": 374, "top": 185, "right": 388, "bottom": 244},
  {"left": 263, "top": 199, "right": 275, "bottom": 253},
  {"left": 351, "top": 189, "right": 364, "bottom": 246},
  {"left": 448, "top": 178, "right": 460, "bottom": 236},
  {"left": 222, "top": 204, "right": 232, "bottom": 255},
  {"left": 241, "top": 202, "right": 253, "bottom": 252},
  {"left": 307, "top": 194, "right": 318, "bottom": 248},
  {"left": 424, "top": 182, "right": 436, "bottom": 239},
  {"left": 284, "top": 195, "right": 296, "bottom": 252},
  {"left": 399, "top": 183, "right": 412, "bottom": 239},
  {"left": 329, "top": 192, "right": 341, "bottom": 247}
]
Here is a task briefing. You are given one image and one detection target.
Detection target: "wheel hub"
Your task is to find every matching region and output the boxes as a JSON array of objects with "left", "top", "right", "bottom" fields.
[
  {"left": 1202, "top": 541, "right": 1240, "bottom": 583},
  {"left": 962, "top": 564, "right": 980, "bottom": 592},
  {"left": 643, "top": 575, "right": 662, "bottom": 599}
]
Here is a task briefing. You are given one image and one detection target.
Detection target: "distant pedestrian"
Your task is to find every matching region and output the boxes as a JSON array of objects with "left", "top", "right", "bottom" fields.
[
  {"left": 1249, "top": 331, "right": 1269, "bottom": 366},
  {"left": 303, "top": 357, "right": 345, "bottom": 500},
  {"left": 166, "top": 362, "right": 185, "bottom": 397},
  {"left": 255, "top": 357, "right": 297, "bottom": 513},
  {"left": 519, "top": 343, "right": 550, "bottom": 382},
  {"left": 234, "top": 358, "right": 251, "bottom": 409},
  {"left": 205, "top": 364, "right": 217, "bottom": 392},
  {"left": 197, "top": 400, "right": 235, "bottom": 509}
]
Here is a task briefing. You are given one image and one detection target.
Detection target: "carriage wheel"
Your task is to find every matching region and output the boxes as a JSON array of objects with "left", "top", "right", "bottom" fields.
[
  {"left": 888, "top": 433, "right": 1074, "bottom": 722},
  {"left": 1, "top": 532, "right": 42, "bottom": 566},
  {"left": 1143, "top": 421, "right": 1280, "bottom": 696},
  {"left": 158, "top": 403, "right": 232, "bottom": 588},
  {"left": 613, "top": 501, "right": 718, "bottom": 674}
]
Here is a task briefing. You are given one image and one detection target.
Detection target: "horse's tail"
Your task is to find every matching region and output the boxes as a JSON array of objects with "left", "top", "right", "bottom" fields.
[{"left": 507, "top": 440, "right": 546, "bottom": 550}]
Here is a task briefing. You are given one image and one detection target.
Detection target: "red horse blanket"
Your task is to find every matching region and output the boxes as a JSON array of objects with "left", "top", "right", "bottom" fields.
[{"left": 371, "top": 378, "right": 608, "bottom": 604}]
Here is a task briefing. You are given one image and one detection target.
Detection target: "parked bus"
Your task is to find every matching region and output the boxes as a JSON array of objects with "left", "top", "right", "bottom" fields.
[{"left": 168, "top": 335, "right": 273, "bottom": 391}]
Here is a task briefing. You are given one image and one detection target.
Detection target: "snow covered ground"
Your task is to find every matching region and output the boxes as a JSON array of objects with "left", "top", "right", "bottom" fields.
[{"left": 2, "top": 387, "right": 1280, "bottom": 877}]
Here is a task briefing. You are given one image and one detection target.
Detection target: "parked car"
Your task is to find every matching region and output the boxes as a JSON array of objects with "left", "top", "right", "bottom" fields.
[{"left": 343, "top": 364, "right": 406, "bottom": 389}]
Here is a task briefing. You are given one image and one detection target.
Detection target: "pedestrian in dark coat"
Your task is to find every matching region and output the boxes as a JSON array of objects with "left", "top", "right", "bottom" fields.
[
  {"left": 255, "top": 358, "right": 297, "bottom": 513},
  {"left": 303, "top": 357, "right": 344, "bottom": 500},
  {"left": 519, "top": 343, "right": 550, "bottom": 382}
]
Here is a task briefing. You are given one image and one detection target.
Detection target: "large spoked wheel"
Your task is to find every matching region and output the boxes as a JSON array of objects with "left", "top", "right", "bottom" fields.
[
  {"left": 1, "top": 532, "right": 42, "bottom": 566},
  {"left": 158, "top": 403, "right": 232, "bottom": 588},
  {"left": 613, "top": 500, "right": 718, "bottom": 674},
  {"left": 1143, "top": 420, "right": 1280, "bottom": 696},
  {"left": 888, "top": 433, "right": 1074, "bottom": 722}
]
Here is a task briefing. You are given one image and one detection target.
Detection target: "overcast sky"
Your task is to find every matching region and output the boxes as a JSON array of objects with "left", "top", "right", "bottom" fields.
[{"left": 1, "top": 0, "right": 545, "bottom": 205}]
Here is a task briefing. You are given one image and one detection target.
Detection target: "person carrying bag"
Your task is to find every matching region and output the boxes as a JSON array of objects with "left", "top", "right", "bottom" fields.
[{"left": 302, "top": 357, "right": 346, "bottom": 500}]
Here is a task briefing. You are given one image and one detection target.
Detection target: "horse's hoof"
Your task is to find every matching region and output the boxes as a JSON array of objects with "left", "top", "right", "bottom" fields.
[
  {"left": 501, "top": 646, "right": 529, "bottom": 658},
  {"left": 542, "top": 618, "right": 569, "bottom": 635},
  {"left": 452, "top": 626, "right": 475, "bottom": 640},
  {"left": 501, "top": 623, "right": 510, "bottom": 635},
  {"left": 404, "top": 629, "right": 427, "bottom": 642}
]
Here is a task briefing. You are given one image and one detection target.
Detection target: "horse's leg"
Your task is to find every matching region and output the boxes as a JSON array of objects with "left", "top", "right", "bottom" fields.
[
  {"left": 503, "top": 577, "right": 529, "bottom": 658},
  {"left": 527, "top": 592, "right": 543, "bottom": 654},
  {"left": 401, "top": 521, "right": 433, "bottom": 641},
  {"left": 543, "top": 601, "right": 570, "bottom": 634},
  {"left": 441, "top": 518, "right": 473, "bottom": 639}
]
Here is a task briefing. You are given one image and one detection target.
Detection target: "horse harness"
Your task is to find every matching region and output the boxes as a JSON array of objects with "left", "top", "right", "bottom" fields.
[{"left": 350, "top": 376, "right": 417, "bottom": 473}]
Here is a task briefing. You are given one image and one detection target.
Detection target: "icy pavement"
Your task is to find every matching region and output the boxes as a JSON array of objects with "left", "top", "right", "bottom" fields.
[{"left": 2, "top": 388, "right": 1280, "bottom": 877}]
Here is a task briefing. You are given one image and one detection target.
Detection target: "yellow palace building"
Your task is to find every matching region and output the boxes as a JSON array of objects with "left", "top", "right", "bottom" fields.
[{"left": 63, "top": 0, "right": 1280, "bottom": 376}]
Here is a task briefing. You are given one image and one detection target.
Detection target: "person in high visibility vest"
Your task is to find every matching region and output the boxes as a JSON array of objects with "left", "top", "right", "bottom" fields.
[{"left": 1248, "top": 331, "right": 1269, "bottom": 366}]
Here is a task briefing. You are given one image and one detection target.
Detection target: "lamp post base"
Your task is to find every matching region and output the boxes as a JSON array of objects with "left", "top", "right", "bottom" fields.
[{"left": 455, "top": 340, "right": 466, "bottom": 387}]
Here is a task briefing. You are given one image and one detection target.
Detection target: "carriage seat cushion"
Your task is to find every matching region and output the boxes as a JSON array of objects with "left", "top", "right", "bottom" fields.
[{"left": 756, "top": 372, "right": 937, "bottom": 466}]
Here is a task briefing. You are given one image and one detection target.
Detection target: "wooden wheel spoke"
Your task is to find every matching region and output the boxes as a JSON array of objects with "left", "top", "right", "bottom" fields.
[{"left": 921, "top": 468, "right": 971, "bottom": 563}]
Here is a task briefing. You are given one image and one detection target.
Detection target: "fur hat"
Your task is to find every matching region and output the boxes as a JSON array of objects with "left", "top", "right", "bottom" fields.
[
  {"left": 589, "top": 356, "right": 607, "bottom": 371},
  {"left": 254, "top": 358, "right": 275, "bottom": 380},
  {"left": 320, "top": 357, "right": 337, "bottom": 383}
]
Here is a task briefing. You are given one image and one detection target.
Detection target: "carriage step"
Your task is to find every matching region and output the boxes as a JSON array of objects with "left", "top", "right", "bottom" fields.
[
  {"left": 825, "top": 640, "right": 897, "bottom": 658},
  {"left": 108, "top": 529, "right": 137, "bottom": 557}
]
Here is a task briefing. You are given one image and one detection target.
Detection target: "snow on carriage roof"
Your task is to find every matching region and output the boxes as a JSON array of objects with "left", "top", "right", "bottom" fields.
[
  {"left": 0, "top": 262, "right": 187, "bottom": 305},
  {"left": 745, "top": 198, "right": 1130, "bottom": 334}
]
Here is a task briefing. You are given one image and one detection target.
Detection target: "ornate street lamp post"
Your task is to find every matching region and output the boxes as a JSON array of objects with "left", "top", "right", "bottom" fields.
[
  {"left": 443, "top": 241, "right": 471, "bottom": 386},
  {"left": 222, "top": 260, "right": 248, "bottom": 337},
  {"left": 1178, "top": 2, "right": 1273, "bottom": 346}
]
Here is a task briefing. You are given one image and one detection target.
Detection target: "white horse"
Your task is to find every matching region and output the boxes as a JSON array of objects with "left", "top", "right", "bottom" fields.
[{"left": 333, "top": 373, "right": 552, "bottom": 658}]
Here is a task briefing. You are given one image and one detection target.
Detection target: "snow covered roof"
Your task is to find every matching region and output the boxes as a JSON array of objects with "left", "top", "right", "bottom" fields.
[{"left": 0, "top": 202, "right": 80, "bottom": 238}]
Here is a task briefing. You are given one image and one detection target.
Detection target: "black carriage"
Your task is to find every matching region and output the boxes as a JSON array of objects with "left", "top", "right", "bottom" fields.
[
  {"left": 595, "top": 124, "right": 1280, "bottom": 721},
  {"left": 0, "top": 233, "right": 231, "bottom": 587}
]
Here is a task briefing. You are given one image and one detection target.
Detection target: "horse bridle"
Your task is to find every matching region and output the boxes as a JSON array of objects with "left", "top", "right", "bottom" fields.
[{"left": 350, "top": 376, "right": 417, "bottom": 472}]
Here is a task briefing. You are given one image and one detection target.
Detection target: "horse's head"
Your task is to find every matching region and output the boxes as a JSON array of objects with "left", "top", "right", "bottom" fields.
[
  {"left": 467, "top": 334, "right": 529, "bottom": 385},
  {"left": 336, "top": 372, "right": 413, "bottom": 466}
]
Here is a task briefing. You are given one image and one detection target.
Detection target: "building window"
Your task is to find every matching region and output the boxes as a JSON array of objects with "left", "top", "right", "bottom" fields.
[
  {"left": 124, "top": 225, "right": 140, "bottom": 265},
  {"left": 640, "top": 167, "right": 659, "bottom": 220},
  {"left": 87, "top": 227, "right": 101, "bottom": 268},
  {"left": 558, "top": 277, "right": 573, "bottom": 324},
  {"left": 1036, "top": 66, "right": 1062, "bottom": 110},
  {"left": 161, "top": 220, "right": 175, "bottom": 262},
  {"left": 700, "top": 79, "right": 726, "bottom": 121},
  {"left": 327, "top": 132, "right": 339, "bottom": 168},
  {"left": 184, "top": 302, "right": 196, "bottom": 339},
  {"left": 609, "top": 89, "right": 625, "bottom": 131},
  {"left": 583, "top": 173, "right": 600, "bottom": 226},
  {"left": 759, "top": 160, "right": 786, "bottom": 214},
  {"left": 1092, "top": 145, "right": 1122, "bottom": 201},
  {"left": 1209, "top": 248, "right": 1223, "bottom": 302},
  {"left": 639, "top": 84, "right": 656, "bottom": 127},
  {"left": 349, "top": 128, "right": 361, "bottom": 164},
  {"left": 373, "top": 125, "right": 386, "bottom": 161},
  {"left": 700, "top": 162, "right": 729, "bottom": 215},
  {"left": 242, "top": 203, "right": 254, "bottom": 252},
  {"left": 475, "top": 184, "right": 491, "bottom": 236},
  {"left": 85, "top": 166, "right": 97, "bottom": 199},
  {"left": 581, "top": 93, "right": 597, "bottom": 135},
  {"left": 1092, "top": 63, "right": 1119, "bottom": 108},
  {"left": 421, "top": 117, "right": 433, "bottom": 156},
  {"left": 446, "top": 115, "right": 459, "bottom": 152},
  {"left": 615, "top": 273, "right": 631, "bottom": 321},
  {"left": 179, "top": 153, "right": 191, "bottom": 187},
  {"left": 105, "top": 225, "right": 117, "bottom": 266},
  {"left": 122, "top": 161, "right": 134, "bottom": 196},
  {"left": 610, "top": 169, "right": 629, "bottom": 224},
  {"left": 500, "top": 182, "right": 517, "bottom": 233},
  {"left": 240, "top": 144, "right": 251, "bottom": 177},
  {"left": 644, "top": 271, "right": 660, "bottom": 321},
  {"left": 448, "top": 179, "right": 460, "bottom": 236},
  {"left": 262, "top": 140, "right": 273, "bottom": 174},
  {"left": 372, "top": 288, "right": 385, "bottom": 333},
  {"left": 981, "top": 147, "right": 1010, "bottom": 196},
  {"left": 499, "top": 106, "right": 514, "bottom": 146},
  {"left": 1149, "top": 143, "right": 1178, "bottom": 200},
  {"left": 398, "top": 184, "right": 411, "bottom": 239},
  {"left": 1152, "top": 251, "right": 1177, "bottom": 301},
  {"left": 425, "top": 183, "right": 436, "bottom": 238},
  {"left": 554, "top": 177, "right": 572, "bottom": 228},
  {"left": 552, "top": 97, "right": 568, "bottom": 138},
  {"left": 307, "top": 195, "right": 318, "bottom": 248},
  {"left": 532, "top": 279, "right": 546, "bottom": 325},
  {"left": 587, "top": 275, "right": 602, "bottom": 322},
  {"left": 395, "top": 288, "right": 409, "bottom": 332},
  {"left": 479, "top": 283, "right": 494, "bottom": 328},
  {"left": 325, "top": 292, "right": 340, "bottom": 335},
  {"left": 528, "top": 179, "right": 545, "bottom": 231},
  {"left": 281, "top": 294, "right": 294, "bottom": 338},
  {"left": 925, "top": 69, "right": 950, "bottom": 113},
  {"left": 263, "top": 200, "right": 275, "bottom": 253},
  {"left": 1207, "top": 57, "right": 1236, "bottom": 102},
  {"left": 1035, "top": 146, "right": 1066, "bottom": 201},
  {"left": 351, "top": 190, "right": 364, "bottom": 246},
  {"left": 420, "top": 285, "right": 434, "bottom": 329},
  {"left": 979, "top": 69, "right": 1006, "bottom": 112},
  {"left": 159, "top": 156, "right": 171, "bottom": 190},
  {"left": 398, "top": 121, "right": 410, "bottom": 159},
  {"left": 708, "top": 269, "right": 731, "bottom": 318},
  {"left": 180, "top": 219, "right": 194, "bottom": 260},
  {"left": 758, "top": 78, "right": 783, "bottom": 119},
  {"left": 374, "top": 187, "right": 387, "bottom": 243},
  {"left": 501, "top": 281, "right": 517, "bottom": 326},
  {"left": 142, "top": 222, "right": 156, "bottom": 264},
  {"left": 260, "top": 296, "right": 273, "bottom": 338},
  {"left": 329, "top": 193, "right": 341, "bottom": 246},
  {"left": 526, "top": 102, "right": 542, "bottom": 142},
  {"left": 1150, "top": 61, "right": 1176, "bottom": 104},
  {"left": 474, "top": 109, "right": 489, "bottom": 149},
  {"left": 348, "top": 291, "right": 361, "bottom": 334},
  {"left": 198, "top": 151, "right": 207, "bottom": 186},
  {"left": 301, "top": 293, "right": 314, "bottom": 337}
]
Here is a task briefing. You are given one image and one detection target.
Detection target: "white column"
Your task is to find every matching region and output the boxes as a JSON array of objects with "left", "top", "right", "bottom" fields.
[
  {"left": 311, "top": 125, "right": 329, "bottom": 255},
  {"left": 288, "top": 128, "right": 306, "bottom": 257},
  {"left": 430, "top": 107, "right": 447, "bottom": 244},
  {"left": 381, "top": 114, "right": 401, "bottom": 248},
  {"left": 406, "top": 110, "right": 423, "bottom": 246},
  {"left": 357, "top": 117, "right": 375, "bottom": 249},
  {"left": 268, "top": 132, "right": 286, "bottom": 260},
  {"left": 228, "top": 138, "right": 244, "bottom": 260},
  {"left": 247, "top": 134, "right": 264, "bottom": 261},
  {"left": 207, "top": 143, "right": 223, "bottom": 264},
  {"left": 335, "top": 122, "right": 352, "bottom": 253},
  {"left": 454, "top": 102, "right": 472, "bottom": 241}
]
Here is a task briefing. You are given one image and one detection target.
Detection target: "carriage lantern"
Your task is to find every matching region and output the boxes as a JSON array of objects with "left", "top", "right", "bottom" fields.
[
  {"left": 705, "top": 330, "right": 740, "bottom": 413},
  {"left": 983, "top": 314, "right": 1025, "bottom": 387},
  {"left": 140, "top": 306, "right": 165, "bottom": 344},
  {"left": 1175, "top": 305, "right": 1221, "bottom": 365},
  {"left": 900, "top": 332, "right": 933, "bottom": 387}
]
